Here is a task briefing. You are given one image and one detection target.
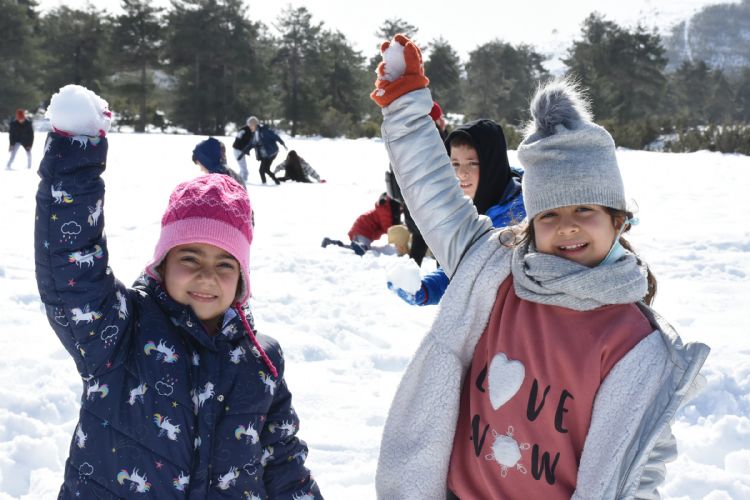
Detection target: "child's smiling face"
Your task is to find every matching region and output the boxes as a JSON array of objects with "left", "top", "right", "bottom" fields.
[
  {"left": 450, "top": 144, "right": 480, "bottom": 200},
  {"left": 533, "top": 204, "right": 621, "bottom": 267},
  {"left": 162, "top": 243, "right": 241, "bottom": 333}
]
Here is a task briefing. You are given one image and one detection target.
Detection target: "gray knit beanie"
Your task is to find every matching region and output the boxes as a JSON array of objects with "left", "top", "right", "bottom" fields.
[{"left": 517, "top": 79, "right": 626, "bottom": 220}]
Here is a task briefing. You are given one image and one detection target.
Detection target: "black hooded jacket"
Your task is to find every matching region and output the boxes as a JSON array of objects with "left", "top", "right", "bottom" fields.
[
  {"left": 9, "top": 119, "right": 34, "bottom": 148},
  {"left": 444, "top": 119, "right": 512, "bottom": 216}
]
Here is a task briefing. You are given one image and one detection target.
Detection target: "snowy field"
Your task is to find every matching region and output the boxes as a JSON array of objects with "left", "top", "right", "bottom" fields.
[{"left": 0, "top": 131, "right": 748, "bottom": 499}]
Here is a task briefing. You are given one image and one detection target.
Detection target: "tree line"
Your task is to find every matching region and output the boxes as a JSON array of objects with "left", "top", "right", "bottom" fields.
[{"left": 2, "top": 0, "right": 750, "bottom": 152}]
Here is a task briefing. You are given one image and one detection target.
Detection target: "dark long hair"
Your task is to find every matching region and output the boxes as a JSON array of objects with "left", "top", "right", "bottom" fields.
[
  {"left": 286, "top": 150, "right": 301, "bottom": 169},
  {"left": 502, "top": 207, "right": 657, "bottom": 305},
  {"left": 283, "top": 150, "right": 307, "bottom": 181}
]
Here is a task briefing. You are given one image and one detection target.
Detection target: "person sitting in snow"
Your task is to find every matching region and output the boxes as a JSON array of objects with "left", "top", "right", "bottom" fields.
[
  {"left": 273, "top": 150, "right": 324, "bottom": 183},
  {"left": 35, "top": 85, "right": 322, "bottom": 499},
  {"left": 192, "top": 136, "right": 246, "bottom": 189},
  {"left": 6, "top": 108, "right": 34, "bottom": 170},
  {"left": 388, "top": 119, "right": 526, "bottom": 306},
  {"left": 321, "top": 192, "right": 402, "bottom": 256},
  {"left": 371, "top": 34, "right": 709, "bottom": 499},
  {"left": 233, "top": 116, "right": 287, "bottom": 185}
]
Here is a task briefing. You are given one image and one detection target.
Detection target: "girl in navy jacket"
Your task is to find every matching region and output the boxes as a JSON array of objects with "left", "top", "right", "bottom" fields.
[{"left": 34, "top": 85, "right": 322, "bottom": 499}]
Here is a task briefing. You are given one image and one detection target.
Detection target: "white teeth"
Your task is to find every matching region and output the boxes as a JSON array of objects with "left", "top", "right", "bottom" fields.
[{"left": 560, "top": 243, "right": 586, "bottom": 250}]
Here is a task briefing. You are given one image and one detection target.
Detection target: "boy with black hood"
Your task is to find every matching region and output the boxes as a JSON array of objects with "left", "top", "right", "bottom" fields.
[{"left": 388, "top": 118, "right": 525, "bottom": 305}]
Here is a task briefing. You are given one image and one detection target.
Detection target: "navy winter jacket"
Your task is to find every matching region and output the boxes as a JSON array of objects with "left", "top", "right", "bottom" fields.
[
  {"left": 241, "top": 125, "right": 286, "bottom": 161},
  {"left": 35, "top": 133, "right": 321, "bottom": 499},
  {"left": 9, "top": 119, "right": 34, "bottom": 148},
  {"left": 420, "top": 174, "right": 525, "bottom": 305}
]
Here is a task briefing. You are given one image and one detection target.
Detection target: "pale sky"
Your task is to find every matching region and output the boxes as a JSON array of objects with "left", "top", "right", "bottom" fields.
[{"left": 37, "top": 0, "right": 731, "bottom": 66}]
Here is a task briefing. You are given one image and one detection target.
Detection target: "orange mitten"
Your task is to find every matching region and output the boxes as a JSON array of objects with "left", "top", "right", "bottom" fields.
[{"left": 370, "top": 34, "right": 430, "bottom": 107}]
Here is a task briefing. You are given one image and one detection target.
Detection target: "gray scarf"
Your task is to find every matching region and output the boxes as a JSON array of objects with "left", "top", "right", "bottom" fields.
[{"left": 511, "top": 240, "right": 648, "bottom": 311}]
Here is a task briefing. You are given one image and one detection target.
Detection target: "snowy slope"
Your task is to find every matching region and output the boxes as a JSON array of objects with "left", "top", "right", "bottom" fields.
[{"left": 0, "top": 132, "right": 748, "bottom": 499}]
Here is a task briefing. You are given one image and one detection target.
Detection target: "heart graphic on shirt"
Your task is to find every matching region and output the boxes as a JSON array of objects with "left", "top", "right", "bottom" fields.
[{"left": 488, "top": 353, "right": 525, "bottom": 410}]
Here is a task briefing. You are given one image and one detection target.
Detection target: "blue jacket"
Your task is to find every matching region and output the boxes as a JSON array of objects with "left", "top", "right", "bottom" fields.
[
  {"left": 246, "top": 125, "right": 286, "bottom": 161},
  {"left": 35, "top": 133, "right": 321, "bottom": 499},
  {"left": 420, "top": 174, "right": 525, "bottom": 305}
]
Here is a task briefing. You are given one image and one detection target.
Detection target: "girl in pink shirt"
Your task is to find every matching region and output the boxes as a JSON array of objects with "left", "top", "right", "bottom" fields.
[{"left": 370, "top": 35, "right": 709, "bottom": 499}]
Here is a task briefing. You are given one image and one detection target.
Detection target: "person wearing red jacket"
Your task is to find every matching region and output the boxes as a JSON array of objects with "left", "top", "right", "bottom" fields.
[{"left": 322, "top": 192, "right": 402, "bottom": 255}]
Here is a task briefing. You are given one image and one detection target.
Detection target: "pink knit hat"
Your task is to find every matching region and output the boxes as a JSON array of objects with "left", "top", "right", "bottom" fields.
[{"left": 146, "top": 174, "right": 253, "bottom": 303}]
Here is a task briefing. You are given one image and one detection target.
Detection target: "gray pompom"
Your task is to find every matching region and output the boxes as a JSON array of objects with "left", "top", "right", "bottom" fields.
[{"left": 525, "top": 78, "right": 592, "bottom": 138}]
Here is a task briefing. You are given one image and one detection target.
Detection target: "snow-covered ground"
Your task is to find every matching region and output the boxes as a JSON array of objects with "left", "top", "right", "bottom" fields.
[{"left": 1, "top": 131, "right": 748, "bottom": 499}]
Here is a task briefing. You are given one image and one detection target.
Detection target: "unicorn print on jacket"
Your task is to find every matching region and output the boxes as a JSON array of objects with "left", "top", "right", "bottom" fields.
[
  {"left": 144, "top": 339, "right": 179, "bottom": 363},
  {"left": 70, "top": 305, "right": 102, "bottom": 324},
  {"left": 87, "top": 199, "right": 102, "bottom": 226},
  {"left": 117, "top": 468, "right": 151, "bottom": 493},
  {"left": 153, "top": 413, "right": 181, "bottom": 441},
  {"left": 51, "top": 182, "right": 73, "bottom": 204},
  {"left": 235, "top": 422, "right": 260, "bottom": 444},
  {"left": 127, "top": 383, "right": 147, "bottom": 406},
  {"left": 191, "top": 381, "right": 215, "bottom": 414},
  {"left": 68, "top": 245, "right": 103, "bottom": 268},
  {"left": 216, "top": 466, "right": 240, "bottom": 490},
  {"left": 86, "top": 380, "right": 109, "bottom": 400}
]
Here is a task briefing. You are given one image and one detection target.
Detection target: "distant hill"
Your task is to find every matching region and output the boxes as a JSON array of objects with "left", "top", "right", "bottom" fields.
[{"left": 664, "top": 0, "right": 750, "bottom": 73}]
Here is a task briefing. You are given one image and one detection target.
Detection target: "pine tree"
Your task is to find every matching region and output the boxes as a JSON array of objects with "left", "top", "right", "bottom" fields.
[
  {"left": 39, "top": 5, "right": 111, "bottom": 96},
  {"left": 424, "top": 37, "right": 462, "bottom": 114},
  {"left": 707, "top": 70, "right": 734, "bottom": 124},
  {"left": 464, "top": 40, "right": 548, "bottom": 124},
  {"left": 165, "top": 0, "right": 267, "bottom": 134},
  {"left": 110, "top": 0, "right": 164, "bottom": 132},
  {"left": 670, "top": 60, "right": 711, "bottom": 124},
  {"left": 273, "top": 6, "right": 323, "bottom": 136},
  {"left": 735, "top": 68, "right": 750, "bottom": 123},
  {"left": 0, "top": 0, "right": 43, "bottom": 119},
  {"left": 316, "top": 30, "right": 370, "bottom": 137},
  {"left": 564, "top": 14, "right": 667, "bottom": 123},
  {"left": 374, "top": 18, "right": 418, "bottom": 41}
]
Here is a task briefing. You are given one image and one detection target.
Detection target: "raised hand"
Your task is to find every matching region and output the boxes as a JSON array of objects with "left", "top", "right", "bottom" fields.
[
  {"left": 370, "top": 34, "right": 429, "bottom": 107},
  {"left": 387, "top": 281, "right": 428, "bottom": 306},
  {"left": 46, "top": 84, "right": 112, "bottom": 138}
]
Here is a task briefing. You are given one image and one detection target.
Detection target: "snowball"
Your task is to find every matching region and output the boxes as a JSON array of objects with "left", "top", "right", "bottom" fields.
[
  {"left": 387, "top": 257, "right": 421, "bottom": 294},
  {"left": 381, "top": 41, "right": 406, "bottom": 82},
  {"left": 46, "top": 84, "right": 111, "bottom": 137}
]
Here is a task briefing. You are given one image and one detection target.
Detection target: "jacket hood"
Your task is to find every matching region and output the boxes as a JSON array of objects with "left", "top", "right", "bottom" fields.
[{"left": 445, "top": 119, "right": 512, "bottom": 216}]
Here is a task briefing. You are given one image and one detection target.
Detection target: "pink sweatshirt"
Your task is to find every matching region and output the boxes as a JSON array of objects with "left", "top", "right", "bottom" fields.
[{"left": 447, "top": 276, "right": 653, "bottom": 499}]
